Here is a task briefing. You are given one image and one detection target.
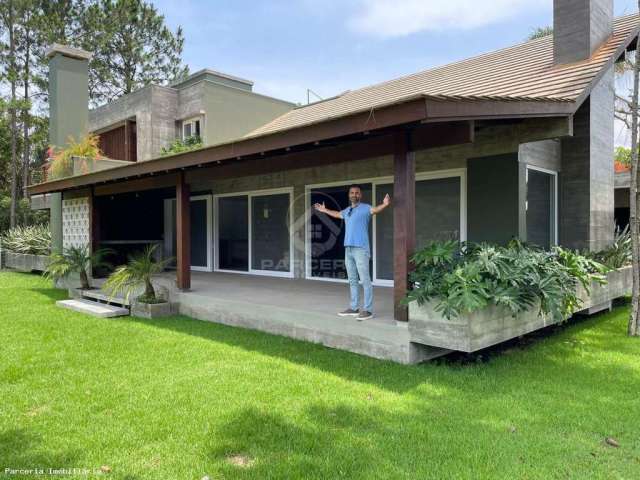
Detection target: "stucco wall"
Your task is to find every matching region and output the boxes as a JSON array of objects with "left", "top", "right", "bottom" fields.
[{"left": 203, "top": 81, "right": 294, "bottom": 145}]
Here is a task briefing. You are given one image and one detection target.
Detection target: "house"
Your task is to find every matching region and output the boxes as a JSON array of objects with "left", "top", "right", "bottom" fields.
[
  {"left": 89, "top": 69, "right": 294, "bottom": 162},
  {"left": 29, "top": 0, "right": 639, "bottom": 363}
]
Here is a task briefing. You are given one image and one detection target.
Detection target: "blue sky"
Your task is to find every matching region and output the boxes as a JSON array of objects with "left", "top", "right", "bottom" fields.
[{"left": 154, "top": 0, "right": 637, "bottom": 104}]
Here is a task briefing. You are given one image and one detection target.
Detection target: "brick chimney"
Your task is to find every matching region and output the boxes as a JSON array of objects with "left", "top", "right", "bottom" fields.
[
  {"left": 554, "top": 0, "right": 613, "bottom": 64},
  {"left": 46, "top": 44, "right": 92, "bottom": 254},
  {"left": 554, "top": 0, "right": 615, "bottom": 251}
]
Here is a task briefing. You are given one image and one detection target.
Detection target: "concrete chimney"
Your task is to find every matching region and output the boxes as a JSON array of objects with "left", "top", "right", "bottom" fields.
[
  {"left": 46, "top": 44, "right": 92, "bottom": 253},
  {"left": 554, "top": 0, "right": 613, "bottom": 64}
]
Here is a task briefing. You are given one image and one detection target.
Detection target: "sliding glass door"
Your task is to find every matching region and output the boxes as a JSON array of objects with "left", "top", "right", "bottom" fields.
[
  {"left": 163, "top": 195, "right": 212, "bottom": 271},
  {"left": 308, "top": 183, "right": 373, "bottom": 279},
  {"left": 218, "top": 196, "right": 249, "bottom": 271},
  {"left": 215, "top": 189, "right": 293, "bottom": 277},
  {"left": 373, "top": 175, "right": 463, "bottom": 284}
]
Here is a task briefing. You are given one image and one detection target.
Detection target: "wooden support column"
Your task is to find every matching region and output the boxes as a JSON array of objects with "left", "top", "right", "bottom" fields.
[
  {"left": 393, "top": 131, "right": 415, "bottom": 322},
  {"left": 89, "top": 187, "right": 99, "bottom": 277},
  {"left": 124, "top": 120, "right": 131, "bottom": 162},
  {"left": 176, "top": 172, "right": 191, "bottom": 290}
]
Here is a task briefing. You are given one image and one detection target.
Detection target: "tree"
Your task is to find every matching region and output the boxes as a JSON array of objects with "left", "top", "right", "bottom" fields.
[
  {"left": 528, "top": 26, "right": 553, "bottom": 41},
  {"left": 79, "top": 0, "right": 189, "bottom": 106},
  {"left": 617, "top": 1, "right": 640, "bottom": 337},
  {"left": 0, "top": 0, "right": 23, "bottom": 228}
]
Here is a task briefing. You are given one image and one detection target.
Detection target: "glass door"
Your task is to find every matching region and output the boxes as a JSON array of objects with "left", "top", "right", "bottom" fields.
[
  {"left": 215, "top": 189, "right": 293, "bottom": 277},
  {"left": 250, "top": 192, "right": 292, "bottom": 275},
  {"left": 163, "top": 195, "right": 212, "bottom": 271}
]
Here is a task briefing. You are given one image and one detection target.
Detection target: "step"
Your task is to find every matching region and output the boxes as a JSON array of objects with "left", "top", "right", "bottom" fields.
[
  {"left": 80, "top": 289, "right": 131, "bottom": 307},
  {"left": 56, "top": 299, "right": 129, "bottom": 318}
]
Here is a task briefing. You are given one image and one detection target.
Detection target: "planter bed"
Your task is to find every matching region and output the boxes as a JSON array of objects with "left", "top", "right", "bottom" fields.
[
  {"left": 1, "top": 252, "right": 49, "bottom": 272},
  {"left": 409, "top": 266, "right": 632, "bottom": 353}
]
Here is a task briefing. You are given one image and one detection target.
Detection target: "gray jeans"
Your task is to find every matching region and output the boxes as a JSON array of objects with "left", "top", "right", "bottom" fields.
[{"left": 344, "top": 246, "right": 373, "bottom": 312}]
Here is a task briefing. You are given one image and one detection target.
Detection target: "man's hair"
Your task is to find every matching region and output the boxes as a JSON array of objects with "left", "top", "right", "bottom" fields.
[{"left": 348, "top": 184, "right": 362, "bottom": 192}]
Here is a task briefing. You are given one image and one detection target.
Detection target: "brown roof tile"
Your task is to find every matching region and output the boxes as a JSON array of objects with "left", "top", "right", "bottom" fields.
[{"left": 248, "top": 14, "right": 639, "bottom": 138}]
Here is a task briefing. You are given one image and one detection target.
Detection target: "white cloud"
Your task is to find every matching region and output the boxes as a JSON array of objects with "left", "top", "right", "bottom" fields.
[{"left": 348, "top": 0, "right": 549, "bottom": 37}]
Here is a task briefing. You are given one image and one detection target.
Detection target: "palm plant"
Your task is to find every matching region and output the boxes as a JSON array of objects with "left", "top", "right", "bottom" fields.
[
  {"left": 103, "top": 244, "right": 171, "bottom": 304},
  {"left": 45, "top": 245, "right": 113, "bottom": 290}
]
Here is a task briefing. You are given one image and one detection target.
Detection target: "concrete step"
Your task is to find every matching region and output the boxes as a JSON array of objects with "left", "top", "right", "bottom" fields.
[
  {"left": 80, "top": 289, "right": 130, "bottom": 307},
  {"left": 56, "top": 299, "right": 129, "bottom": 318}
]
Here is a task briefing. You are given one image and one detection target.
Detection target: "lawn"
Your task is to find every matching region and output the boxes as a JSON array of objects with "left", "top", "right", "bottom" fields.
[{"left": 1, "top": 271, "right": 639, "bottom": 480}]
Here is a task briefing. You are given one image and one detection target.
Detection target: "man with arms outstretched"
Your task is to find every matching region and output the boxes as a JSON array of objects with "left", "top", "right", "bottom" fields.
[{"left": 314, "top": 184, "right": 391, "bottom": 321}]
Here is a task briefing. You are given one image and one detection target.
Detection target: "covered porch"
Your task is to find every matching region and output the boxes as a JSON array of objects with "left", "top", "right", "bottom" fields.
[{"left": 149, "top": 271, "right": 448, "bottom": 363}]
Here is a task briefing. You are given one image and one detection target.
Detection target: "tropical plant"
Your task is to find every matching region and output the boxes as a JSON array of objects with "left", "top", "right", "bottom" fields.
[
  {"left": 406, "top": 240, "right": 608, "bottom": 321},
  {"left": 615, "top": 146, "right": 632, "bottom": 167},
  {"left": 1, "top": 223, "right": 51, "bottom": 255},
  {"left": 48, "top": 133, "right": 103, "bottom": 180},
  {"left": 45, "top": 245, "right": 112, "bottom": 290},
  {"left": 103, "top": 244, "right": 171, "bottom": 304},
  {"left": 590, "top": 225, "right": 632, "bottom": 269},
  {"left": 160, "top": 135, "right": 202, "bottom": 156}
]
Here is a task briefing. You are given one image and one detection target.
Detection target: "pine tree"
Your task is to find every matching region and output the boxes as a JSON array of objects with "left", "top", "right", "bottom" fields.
[{"left": 79, "top": 0, "right": 189, "bottom": 106}]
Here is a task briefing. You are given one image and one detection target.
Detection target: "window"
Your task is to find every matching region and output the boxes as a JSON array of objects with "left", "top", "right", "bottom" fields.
[
  {"left": 182, "top": 117, "right": 201, "bottom": 140},
  {"left": 526, "top": 166, "right": 557, "bottom": 249}
]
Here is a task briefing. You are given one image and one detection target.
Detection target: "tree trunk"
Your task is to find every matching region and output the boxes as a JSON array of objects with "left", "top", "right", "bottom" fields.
[
  {"left": 79, "top": 269, "right": 91, "bottom": 290},
  {"left": 629, "top": 8, "right": 640, "bottom": 337},
  {"left": 21, "top": 25, "right": 31, "bottom": 224},
  {"left": 8, "top": 0, "right": 18, "bottom": 229},
  {"left": 144, "top": 278, "right": 156, "bottom": 301}
]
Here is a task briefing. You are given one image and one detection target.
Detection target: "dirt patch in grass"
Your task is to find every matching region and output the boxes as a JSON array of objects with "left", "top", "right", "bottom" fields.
[{"left": 226, "top": 453, "right": 254, "bottom": 468}]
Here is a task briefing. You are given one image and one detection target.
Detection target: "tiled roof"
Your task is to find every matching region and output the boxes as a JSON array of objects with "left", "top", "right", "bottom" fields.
[{"left": 248, "top": 14, "right": 639, "bottom": 138}]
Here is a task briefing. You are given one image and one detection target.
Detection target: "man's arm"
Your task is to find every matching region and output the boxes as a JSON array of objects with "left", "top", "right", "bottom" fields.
[
  {"left": 370, "top": 194, "right": 391, "bottom": 215},
  {"left": 314, "top": 202, "right": 343, "bottom": 219}
]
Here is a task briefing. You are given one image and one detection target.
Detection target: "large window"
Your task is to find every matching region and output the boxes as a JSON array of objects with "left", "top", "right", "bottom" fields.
[
  {"left": 307, "top": 171, "right": 466, "bottom": 285},
  {"left": 526, "top": 166, "right": 557, "bottom": 249},
  {"left": 215, "top": 189, "right": 293, "bottom": 277}
]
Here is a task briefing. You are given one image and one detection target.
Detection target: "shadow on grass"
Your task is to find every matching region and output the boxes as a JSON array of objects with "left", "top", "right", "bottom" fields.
[
  {"left": 120, "top": 300, "right": 640, "bottom": 397},
  {"left": 0, "top": 428, "right": 80, "bottom": 476},
  {"left": 28, "top": 288, "right": 68, "bottom": 303}
]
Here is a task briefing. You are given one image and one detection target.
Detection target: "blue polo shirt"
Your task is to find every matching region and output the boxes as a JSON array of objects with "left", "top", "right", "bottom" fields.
[{"left": 341, "top": 203, "right": 372, "bottom": 255}]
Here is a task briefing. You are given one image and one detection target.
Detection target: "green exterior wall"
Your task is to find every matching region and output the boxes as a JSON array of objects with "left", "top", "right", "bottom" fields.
[
  {"left": 203, "top": 81, "right": 294, "bottom": 146},
  {"left": 48, "top": 51, "right": 90, "bottom": 253}
]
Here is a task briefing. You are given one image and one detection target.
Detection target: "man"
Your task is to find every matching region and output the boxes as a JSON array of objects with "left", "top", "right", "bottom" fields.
[{"left": 314, "top": 184, "right": 391, "bottom": 321}]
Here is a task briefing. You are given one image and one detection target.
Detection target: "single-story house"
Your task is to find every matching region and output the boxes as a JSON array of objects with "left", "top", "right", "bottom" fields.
[{"left": 29, "top": 0, "right": 639, "bottom": 363}]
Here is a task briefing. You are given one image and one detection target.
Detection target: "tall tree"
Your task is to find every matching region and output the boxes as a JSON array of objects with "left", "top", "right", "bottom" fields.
[
  {"left": 80, "top": 0, "right": 188, "bottom": 106},
  {"left": 0, "top": 0, "right": 22, "bottom": 228},
  {"left": 629, "top": 3, "right": 640, "bottom": 337}
]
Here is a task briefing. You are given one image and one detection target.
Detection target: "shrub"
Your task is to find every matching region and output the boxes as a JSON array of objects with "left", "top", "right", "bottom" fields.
[
  {"left": 405, "top": 240, "right": 608, "bottom": 321},
  {"left": 1, "top": 224, "right": 51, "bottom": 255},
  {"left": 590, "top": 225, "right": 631, "bottom": 269},
  {"left": 103, "top": 244, "right": 172, "bottom": 303},
  {"left": 160, "top": 135, "right": 203, "bottom": 156},
  {"left": 48, "top": 134, "right": 103, "bottom": 180},
  {"left": 45, "top": 245, "right": 112, "bottom": 290}
]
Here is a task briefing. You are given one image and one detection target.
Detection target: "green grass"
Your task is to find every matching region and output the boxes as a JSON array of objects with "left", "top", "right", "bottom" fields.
[{"left": 1, "top": 271, "right": 639, "bottom": 480}]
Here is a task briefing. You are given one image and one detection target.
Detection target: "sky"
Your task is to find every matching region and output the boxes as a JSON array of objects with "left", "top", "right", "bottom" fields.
[{"left": 153, "top": 0, "right": 638, "bottom": 145}]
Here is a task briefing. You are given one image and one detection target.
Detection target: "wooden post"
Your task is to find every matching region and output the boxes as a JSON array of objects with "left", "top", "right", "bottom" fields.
[
  {"left": 124, "top": 120, "right": 131, "bottom": 162},
  {"left": 89, "top": 187, "right": 99, "bottom": 277},
  {"left": 393, "top": 131, "right": 415, "bottom": 322},
  {"left": 176, "top": 172, "right": 191, "bottom": 290}
]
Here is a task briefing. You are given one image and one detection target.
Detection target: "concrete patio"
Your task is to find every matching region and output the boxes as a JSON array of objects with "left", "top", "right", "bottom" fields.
[{"left": 150, "top": 271, "right": 450, "bottom": 364}]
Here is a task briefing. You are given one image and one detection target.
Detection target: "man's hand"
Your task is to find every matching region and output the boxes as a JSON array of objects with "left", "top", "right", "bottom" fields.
[
  {"left": 314, "top": 202, "right": 343, "bottom": 219},
  {"left": 371, "top": 194, "right": 391, "bottom": 215},
  {"left": 314, "top": 202, "right": 327, "bottom": 213}
]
